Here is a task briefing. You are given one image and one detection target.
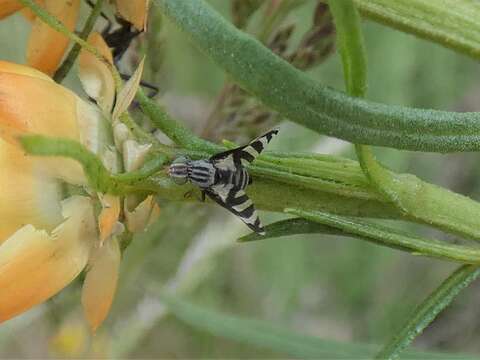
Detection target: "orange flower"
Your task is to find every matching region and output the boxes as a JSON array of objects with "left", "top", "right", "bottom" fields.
[
  {"left": 0, "top": 53, "right": 158, "bottom": 330},
  {"left": 0, "top": 60, "right": 119, "bottom": 331},
  {"left": 114, "top": 0, "right": 150, "bottom": 31},
  {"left": 0, "top": 0, "right": 150, "bottom": 75}
]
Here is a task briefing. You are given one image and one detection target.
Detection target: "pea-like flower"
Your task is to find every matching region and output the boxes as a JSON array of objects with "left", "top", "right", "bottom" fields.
[{"left": 0, "top": 32, "right": 157, "bottom": 331}]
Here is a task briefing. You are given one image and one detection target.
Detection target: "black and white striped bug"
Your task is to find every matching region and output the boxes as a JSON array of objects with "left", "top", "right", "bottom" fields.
[{"left": 168, "top": 129, "right": 279, "bottom": 235}]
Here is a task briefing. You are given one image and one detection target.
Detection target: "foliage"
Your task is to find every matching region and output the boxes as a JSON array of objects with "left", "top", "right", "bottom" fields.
[{"left": 2, "top": 0, "right": 480, "bottom": 358}]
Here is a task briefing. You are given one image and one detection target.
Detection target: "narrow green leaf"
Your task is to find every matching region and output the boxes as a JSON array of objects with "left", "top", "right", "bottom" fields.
[
  {"left": 242, "top": 213, "right": 480, "bottom": 265},
  {"left": 375, "top": 265, "right": 480, "bottom": 360},
  {"left": 239, "top": 218, "right": 343, "bottom": 242},
  {"left": 355, "top": 0, "right": 480, "bottom": 61},
  {"left": 328, "top": 0, "right": 367, "bottom": 97},
  {"left": 154, "top": 0, "right": 480, "bottom": 153},
  {"left": 159, "top": 293, "right": 475, "bottom": 359}
]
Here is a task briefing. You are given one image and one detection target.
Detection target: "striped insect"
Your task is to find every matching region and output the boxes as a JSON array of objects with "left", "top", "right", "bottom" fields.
[{"left": 168, "top": 129, "right": 279, "bottom": 235}]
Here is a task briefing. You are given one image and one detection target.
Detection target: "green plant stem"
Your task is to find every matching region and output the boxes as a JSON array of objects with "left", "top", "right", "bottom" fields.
[
  {"left": 53, "top": 0, "right": 105, "bottom": 83},
  {"left": 119, "top": 112, "right": 160, "bottom": 145},
  {"left": 153, "top": 0, "right": 480, "bottom": 153},
  {"left": 136, "top": 89, "right": 221, "bottom": 153},
  {"left": 328, "top": 0, "right": 367, "bottom": 98},
  {"left": 136, "top": 90, "right": 480, "bottom": 242},
  {"left": 20, "top": 132, "right": 480, "bottom": 242},
  {"left": 20, "top": 135, "right": 166, "bottom": 195},
  {"left": 329, "top": 7, "right": 480, "bottom": 358},
  {"left": 329, "top": 0, "right": 480, "bottom": 246},
  {"left": 144, "top": 0, "right": 480, "bottom": 242},
  {"left": 329, "top": 0, "right": 399, "bottom": 210},
  {"left": 375, "top": 265, "right": 480, "bottom": 360},
  {"left": 354, "top": 0, "right": 480, "bottom": 61},
  {"left": 328, "top": 0, "right": 381, "bottom": 194}
]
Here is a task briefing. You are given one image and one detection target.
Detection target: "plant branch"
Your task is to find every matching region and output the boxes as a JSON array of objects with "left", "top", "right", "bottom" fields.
[
  {"left": 329, "top": 0, "right": 405, "bottom": 214},
  {"left": 136, "top": 89, "right": 221, "bottom": 153},
  {"left": 53, "top": 0, "right": 105, "bottom": 82},
  {"left": 20, "top": 135, "right": 166, "bottom": 195}
]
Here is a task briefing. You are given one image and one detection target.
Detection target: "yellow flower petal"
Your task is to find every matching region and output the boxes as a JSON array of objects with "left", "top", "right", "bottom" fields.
[
  {"left": 27, "top": 0, "right": 80, "bottom": 75},
  {"left": 0, "top": 62, "right": 111, "bottom": 165},
  {"left": 79, "top": 32, "right": 115, "bottom": 114},
  {"left": 82, "top": 237, "right": 120, "bottom": 332},
  {"left": 0, "top": 59, "right": 53, "bottom": 81},
  {"left": 0, "top": 0, "right": 23, "bottom": 19},
  {"left": 0, "top": 70, "right": 79, "bottom": 143},
  {"left": 0, "top": 139, "right": 63, "bottom": 242},
  {"left": 115, "top": 0, "right": 149, "bottom": 31},
  {"left": 98, "top": 194, "right": 121, "bottom": 243},
  {"left": 0, "top": 66, "right": 89, "bottom": 184},
  {"left": 0, "top": 196, "right": 95, "bottom": 323},
  {"left": 20, "top": 7, "right": 37, "bottom": 22}
]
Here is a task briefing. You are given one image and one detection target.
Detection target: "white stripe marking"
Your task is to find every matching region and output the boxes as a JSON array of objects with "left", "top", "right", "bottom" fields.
[
  {"left": 244, "top": 146, "right": 259, "bottom": 158},
  {"left": 232, "top": 199, "right": 253, "bottom": 212},
  {"left": 243, "top": 211, "right": 259, "bottom": 225}
]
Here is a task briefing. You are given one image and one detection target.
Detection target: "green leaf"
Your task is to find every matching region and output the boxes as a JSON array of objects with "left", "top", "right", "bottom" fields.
[
  {"left": 239, "top": 217, "right": 343, "bottom": 242},
  {"left": 328, "top": 0, "right": 367, "bottom": 97},
  {"left": 355, "top": 0, "right": 480, "bottom": 61},
  {"left": 375, "top": 265, "right": 480, "bottom": 360},
  {"left": 153, "top": 0, "right": 480, "bottom": 153},
  {"left": 159, "top": 293, "right": 475, "bottom": 359},
  {"left": 241, "top": 213, "right": 480, "bottom": 265}
]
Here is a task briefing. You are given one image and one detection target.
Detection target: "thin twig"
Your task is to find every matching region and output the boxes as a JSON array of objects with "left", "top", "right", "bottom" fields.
[
  {"left": 54, "top": 0, "right": 105, "bottom": 82},
  {"left": 18, "top": 0, "right": 123, "bottom": 90}
]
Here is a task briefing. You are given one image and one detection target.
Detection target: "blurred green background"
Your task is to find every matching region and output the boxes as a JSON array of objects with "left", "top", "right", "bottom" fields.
[{"left": 1, "top": 0, "right": 480, "bottom": 358}]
